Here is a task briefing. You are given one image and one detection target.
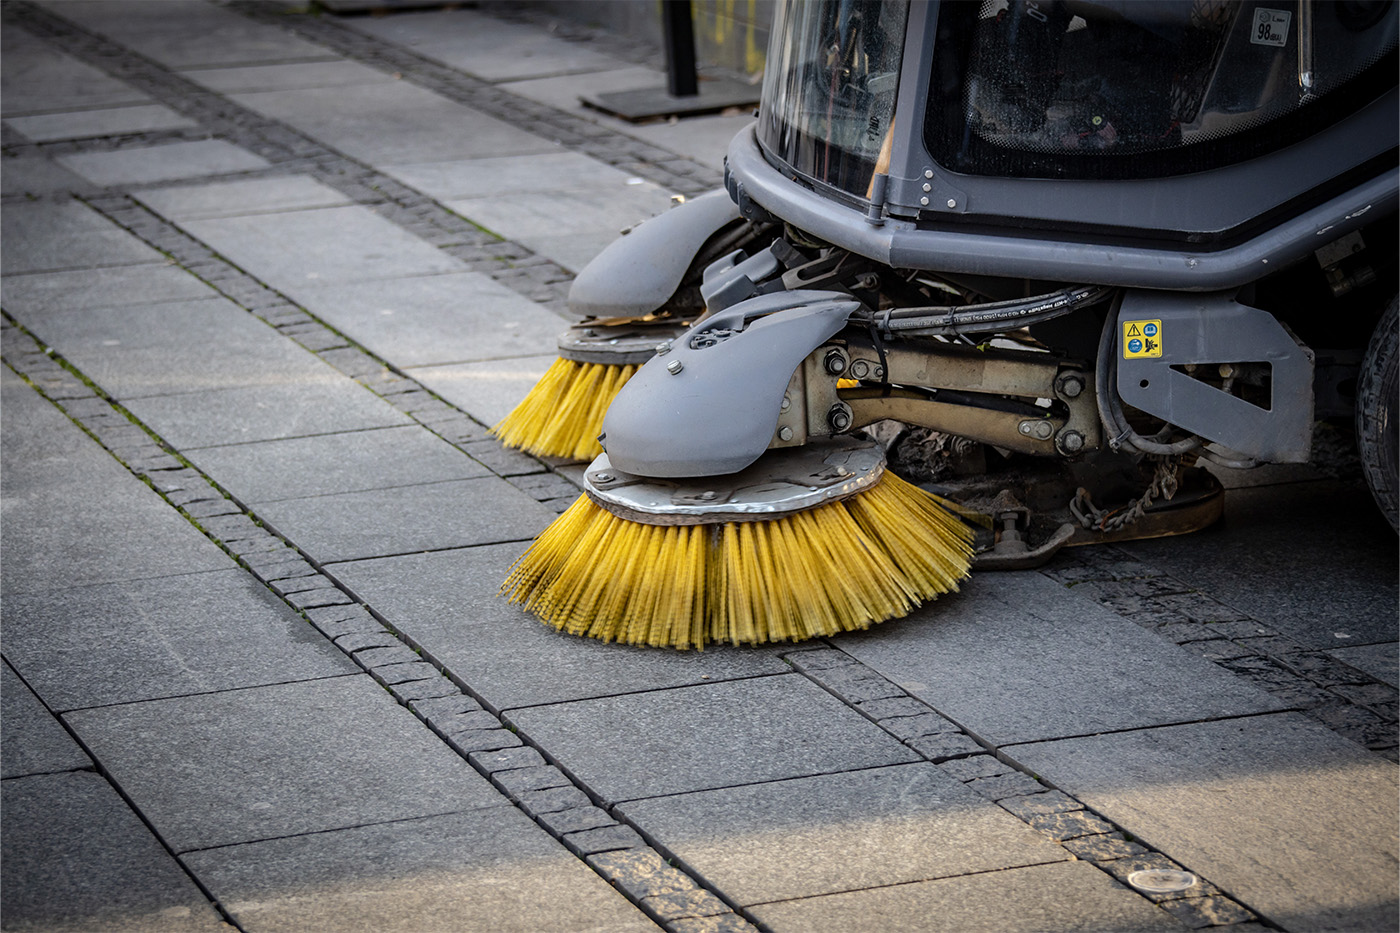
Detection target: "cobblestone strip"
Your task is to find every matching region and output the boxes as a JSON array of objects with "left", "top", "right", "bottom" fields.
[
  {"left": 82, "top": 191, "right": 579, "bottom": 511},
  {"left": 229, "top": 1, "right": 724, "bottom": 199},
  {"left": 783, "top": 646, "right": 1271, "bottom": 932},
  {"left": 0, "top": 316, "right": 757, "bottom": 933},
  {"left": 3, "top": 0, "right": 579, "bottom": 313},
  {"left": 1042, "top": 547, "right": 1399, "bottom": 761}
]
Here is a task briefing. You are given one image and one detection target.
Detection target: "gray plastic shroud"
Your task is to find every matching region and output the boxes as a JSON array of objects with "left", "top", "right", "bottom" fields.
[
  {"left": 600, "top": 290, "right": 861, "bottom": 477},
  {"left": 566, "top": 189, "right": 741, "bottom": 318},
  {"left": 1117, "top": 291, "right": 1315, "bottom": 463},
  {"left": 726, "top": 124, "right": 1398, "bottom": 292}
]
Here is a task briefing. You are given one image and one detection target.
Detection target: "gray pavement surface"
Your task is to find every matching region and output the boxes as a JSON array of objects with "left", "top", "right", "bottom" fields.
[{"left": 2, "top": 3, "right": 1396, "bottom": 932}]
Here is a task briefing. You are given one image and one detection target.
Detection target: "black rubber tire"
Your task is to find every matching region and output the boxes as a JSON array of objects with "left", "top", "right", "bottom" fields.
[{"left": 1356, "top": 295, "right": 1398, "bottom": 533}]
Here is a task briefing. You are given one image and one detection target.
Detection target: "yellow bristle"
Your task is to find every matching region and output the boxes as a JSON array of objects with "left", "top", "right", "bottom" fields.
[
  {"left": 491, "top": 359, "right": 638, "bottom": 460},
  {"left": 500, "top": 472, "right": 975, "bottom": 649}
]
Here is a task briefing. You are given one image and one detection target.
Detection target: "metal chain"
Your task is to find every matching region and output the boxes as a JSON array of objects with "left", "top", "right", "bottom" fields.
[{"left": 1070, "top": 457, "right": 1183, "bottom": 533}]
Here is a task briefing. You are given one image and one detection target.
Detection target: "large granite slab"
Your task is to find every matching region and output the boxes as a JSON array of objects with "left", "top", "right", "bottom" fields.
[
  {"left": 56, "top": 140, "right": 271, "bottom": 187},
  {"left": 3, "top": 568, "right": 355, "bottom": 711},
  {"left": 325, "top": 544, "right": 790, "bottom": 709},
  {"left": 504, "top": 674, "right": 918, "bottom": 805},
  {"left": 1121, "top": 481, "right": 1399, "bottom": 649},
  {"left": 0, "top": 156, "right": 91, "bottom": 196},
  {"left": 408, "top": 353, "right": 555, "bottom": 428},
  {"left": 185, "top": 807, "right": 659, "bottom": 933},
  {"left": 618, "top": 762, "right": 1068, "bottom": 906},
  {"left": 184, "top": 425, "right": 489, "bottom": 504},
  {"left": 748, "top": 861, "right": 1185, "bottom": 933},
  {"left": 23, "top": 296, "right": 331, "bottom": 400},
  {"left": 5, "top": 104, "right": 196, "bottom": 142},
  {"left": 1, "top": 25, "right": 150, "bottom": 116},
  {"left": 45, "top": 0, "right": 338, "bottom": 70},
  {"left": 1, "top": 368, "right": 231, "bottom": 595},
  {"left": 0, "top": 265, "right": 212, "bottom": 316},
  {"left": 137, "top": 175, "right": 354, "bottom": 221},
  {"left": 341, "top": 7, "right": 624, "bottom": 81},
  {"left": 182, "top": 59, "right": 399, "bottom": 95},
  {"left": 279, "top": 272, "right": 568, "bottom": 367},
  {"left": 1, "top": 772, "right": 227, "bottom": 932},
  {"left": 382, "top": 151, "right": 639, "bottom": 201},
  {"left": 839, "top": 572, "right": 1283, "bottom": 747},
  {"left": 254, "top": 476, "right": 556, "bottom": 563},
  {"left": 122, "top": 379, "right": 412, "bottom": 450},
  {"left": 1, "top": 198, "right": 165, "bottom": 274},
  {"left": 229, "top": 82, "right": 559, "bottom": 165},
  {"left": 179, "top": 205, "right": 463, "bottom": 288},
  {"left": 65, "top": 675, "right": 504, "bottom": 852},
  {"left": 1, "top": 662, "right": 91, "bottom": 778},
  {"left": 1008, "top": 713, "right": 1399, "bottom": 933}
]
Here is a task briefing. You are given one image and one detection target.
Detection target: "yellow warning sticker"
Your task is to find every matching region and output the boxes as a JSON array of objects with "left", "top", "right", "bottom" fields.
[{"left": 1122, "top": 320, "right": 1163, "bottom": 359}]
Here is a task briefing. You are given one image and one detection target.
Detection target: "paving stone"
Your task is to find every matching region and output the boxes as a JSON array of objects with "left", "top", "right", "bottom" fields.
[
  {"left": 382, "top": 150, "right": 638, "bottom": 201},
  {"left": 183, "top": 59, "right": 399, "bottom": 94},
  {"left": 444, "top": 728, "right": 524, "bottom": 756},
  {"left": 1101, "top": 853, "right": 1218, "bottom": 902},
  {"left": 998, "top": 791, "right": 1084, "bottom": 821},
  {"left": 507, "top": 674, "right": 918, "bottom": 804},
  {"left": 1326, "top": 643, "right": 1399, "bottom": 688},
  {"left": 667, "top": 915, "right": 754, "bottom": 933},
  {"left": 1062, "top": 834, "right": 1149, "bottom": 861},
  {"left": 878, "top": 712, "right": 961, "bottom": 740},
  {"left": 412, "top": 694, "right": 485, "bottom": 721},
  {"left": 432, "top": 710, "right": 503, "bottom": 734},
  {"left": 185, "top": 424, "right": 489, "bottom": 504},
  {"left": 1, "top": 198, "right": 166, "bottom": 274},
  {"left": 747, "top": 860, "right": 1184, "bottom": 933},
  {"left": 562, "top": 823, "right": 646, "bottom": 855},
  {"left": 136, "top": 174, "right": 355, "bottom": 220},
  {"left": 938, "top": 754, "right": 1014, "bottom": 782},
  {"left": 840, "top": 573, "right": 1283, "bottom": 746},
  {"left": 234, "top": 81, "right": 559, "bottom": 163},
  {"left": 1305, "top": 701, "right": 1398, "bottom": 748},
  {"left": 181, "top": 205, "right": 463, "bottom": 291},
  {"left": 1120, "top": 481, "right": 1397, "bottom": 649},
  {"left": 905, "top": 733, "right": 986, "bottom": 762},
  {"left": 1, "top": 662, "right": 91, "bottom": 778},
  {"left": 467, "top": 744, "right": 544, "bottom": 772},
  {"left": 537, "top": 805, "right": 616, "bottom": 836},
  {"left": 1008, "top": 712, "right": 1399, "bottom": 933},
  {"left": 0, "top": 154, "right": 92, "bottom": 195},
  {"left": 639, "top": 888, "right": 732, "bottom": 921},
  {"left": 586, "top": 849, "right": 695, "bottom": 898},
  {"left": 284, "top": 586, "right": 354, "bottom": 610},
  {"left": 57, "top": 140, "right": 271, "bottom": 187},
  {"left": 0, "top": 26, "right": 151, "bottom": 115},
  {"left": 122, "top": 379, "right": 412, "bottom": 449},
  {"left": 4, "top": 568, "right": 353, "bottom": 711},
  {"left": 324, "top": 545, "right": 790, "bottom": 708},
  {"left": 389, "top": 676, "right": 462, "bottom": 703},
  {"left": 515, "top": 785, "right": 593, "bottom": 814},
  {"left": 617, "top": 763, "right": 1067, "bottom": 906},
  {"left": 1024, "top": 808, "right": 1118, "bottom": 842},
  {"left": 280, "top": 271, "right": 567, "bottom": 368},
  {"left": 491, "top": 765, "right": 571, "bottom": 796},
  {"left": 5, "top": 103, "right": 197, "bottom": 142},
  {"left": 184, "top": 805, "right": 656, "bottom": 933},
  {"left": 965, "top": 771, "right": 1047, "bottom": 801},
  {"left": 65, "top": 675, "right": 501, "bottom": 852},
  {"left": 371, "top": 661, "right": 439, "bottom": 685},
  {"left": 408, "top": 353, "right": 558, "bottom": 432},
  {"left": 852, "top": 696, "right": 932, "bottom": 720},
  {"left": 0, "top": 265, "right": 212, "bottom": 316},
  {"left": 1159, "top": 896, "right": 1256, "bottom": 930},
  {"left": 1, "top": 773, "right": 226, "bottom": 932}
]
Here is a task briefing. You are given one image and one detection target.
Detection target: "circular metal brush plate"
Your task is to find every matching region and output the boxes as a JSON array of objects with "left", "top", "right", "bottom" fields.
[
  {"left": 584, "top": 437, "right": 886, "bottom": 525},
  {"left": 557, "top": 322, "right": 688, "bottom": 366}
]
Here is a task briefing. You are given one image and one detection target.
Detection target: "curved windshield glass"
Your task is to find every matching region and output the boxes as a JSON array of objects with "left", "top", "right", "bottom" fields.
[
  {"left": 928, "top": 0, "right": 1397, "bottom": 179},
  {"left": 758, "top": 0, "right": 910, "bottom": 199}
]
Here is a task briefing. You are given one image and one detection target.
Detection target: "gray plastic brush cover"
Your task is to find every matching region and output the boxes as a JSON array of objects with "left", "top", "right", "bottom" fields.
[{"left": 583, "top": 437, "right": 885, "bottom": 526}]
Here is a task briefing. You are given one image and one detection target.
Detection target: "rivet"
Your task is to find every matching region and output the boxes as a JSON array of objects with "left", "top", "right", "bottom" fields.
[
  {"left": 778, "top": 426, "right": 793, "bottom": 441},
  {"left": 667, "top": 359, "right": 684, "bottom": 374}
]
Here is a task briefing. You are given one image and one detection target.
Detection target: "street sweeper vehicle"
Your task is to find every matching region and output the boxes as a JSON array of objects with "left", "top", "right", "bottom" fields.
[{"left": 496, "top": 0, "right": 1399, "bottom": 650}]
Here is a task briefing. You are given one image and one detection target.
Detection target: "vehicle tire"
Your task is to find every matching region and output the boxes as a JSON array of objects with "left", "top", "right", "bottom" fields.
[{"left": 1356, "top": 295, "right": 1398, "bottom": 532}]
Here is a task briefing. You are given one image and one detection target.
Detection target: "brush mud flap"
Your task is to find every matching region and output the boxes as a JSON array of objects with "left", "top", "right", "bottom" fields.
[
  {"left": 600, "top": 290, "right": 861, "bottom": 477},
  {"left": 1117, "top": 291, "right": 1314, "bottom": 462}
]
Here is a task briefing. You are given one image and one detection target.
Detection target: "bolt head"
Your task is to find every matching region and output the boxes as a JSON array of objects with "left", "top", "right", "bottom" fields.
[
  {"left": 850, "top": 360, "right": 870, "bottom": 379},
  {"left": 780, "top": 396, "right": 791, "bottom": 411},
  {"left": 1060, "top": 431, "right": 1085, "bottom": 452},
  {"left": 823, "top": 350, "right": 847, "bottom": 375},
  {"left": 920, "top": 197, "right": 930, "bottom": 206},
  {"left": 1058, "top": 375, "right": 1084, "bottom": 398},
  {"left": 593, "top": 473, "right": 614, "bottom": 483},
  {"left": 946, "top": 198, "right": 957, "bottom": 209},
  {"left": 655, "top": 341, "right": 671, "bottom": 355},
  {"left": 666, "top": 359, "right": 684, "bottom": 375},
  {"left": 778, "top": 426, "right": 794, "bottom": 441}
]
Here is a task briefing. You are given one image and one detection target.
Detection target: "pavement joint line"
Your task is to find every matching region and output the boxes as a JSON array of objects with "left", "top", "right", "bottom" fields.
[
  {"left": 780, "top": 643, "right": 1269, "bottom": 930},
  {"left": 0, "top": 317, "right": 758, "bottom": 933},
  {"left": 1046, "top": 550, "right": 1398, "bottom": 758},
  {"left": 0, "top": 636, "right": 246, "bottom": 930}
]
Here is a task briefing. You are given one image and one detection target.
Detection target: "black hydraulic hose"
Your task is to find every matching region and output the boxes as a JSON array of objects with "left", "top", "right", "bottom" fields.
[
  {"left": 1094, "top": 295, "right": 1203, "bottom": 457},
  {"left": 863, "top": 285, "right": 1112, "bottom": 337}
]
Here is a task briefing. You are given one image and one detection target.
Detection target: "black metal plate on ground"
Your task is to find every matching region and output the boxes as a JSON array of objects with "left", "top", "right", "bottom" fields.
[{"left": 582, "top": 78, "right": 758, "bottom": 122}]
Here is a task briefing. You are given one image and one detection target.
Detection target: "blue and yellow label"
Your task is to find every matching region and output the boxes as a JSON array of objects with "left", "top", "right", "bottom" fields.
[{"left": 1122, "top": 320, "right": 1162, "bottom": 359}]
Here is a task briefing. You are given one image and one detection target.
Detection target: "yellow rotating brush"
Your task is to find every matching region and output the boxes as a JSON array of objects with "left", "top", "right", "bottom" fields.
[
  {"left": 492, "top": 358, "right": 636, "bottom": 461},
  {"left": 501, "top": 440, "right": 974, "bottom": 650}
]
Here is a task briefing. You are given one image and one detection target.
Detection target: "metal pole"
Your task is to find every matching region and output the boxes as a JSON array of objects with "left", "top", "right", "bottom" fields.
[{"left": 662, "top": 0, "right": 698, "bottom": 98}]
